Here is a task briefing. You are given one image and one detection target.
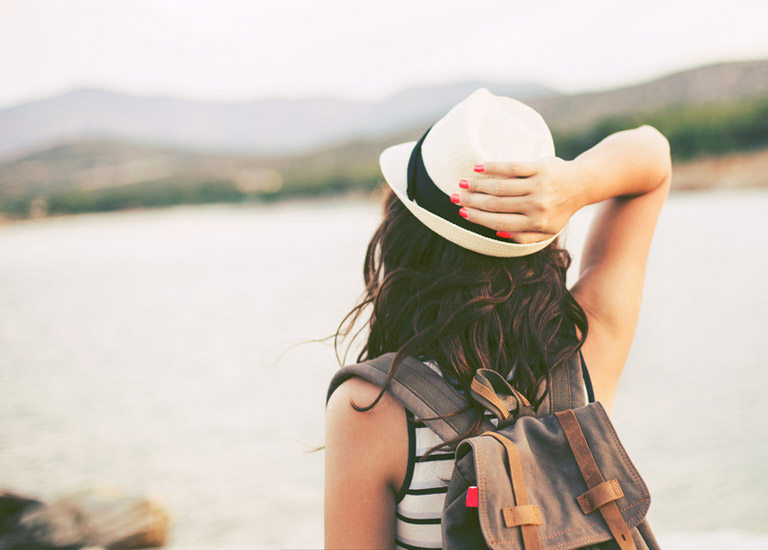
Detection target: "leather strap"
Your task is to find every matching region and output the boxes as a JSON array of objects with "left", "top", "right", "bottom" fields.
[
  {"left": 556, "top": 410, "right": 635, "bottom": 550},
  {"left": 471, "top": 369, "right": 534, "bottom": 425},
  {"left": 577, "top": 479, "right": 624, "bottom": 515},
  {"left": 485, "top": 432, "right": 543, "bottom": 550},
  {"left": 470, "top": 376, "right": 511, "bottom": 422},
  {"left": 502, "top": 505, "right": 543, "bottom": 527}
]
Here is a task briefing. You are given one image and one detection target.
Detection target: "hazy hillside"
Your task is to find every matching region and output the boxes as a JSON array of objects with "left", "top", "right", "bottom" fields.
[
  {"left": 2, "top": 59, "right": 768, "bottom": 220},
  {"left": 1, "top": 59, "right": 767, "bottom": 163},
  {"left": 0, "top": 82, "right": 555, "bottom": 160},
  {"left": 528, "top": 59, "right": 768, "bottom": 132}
]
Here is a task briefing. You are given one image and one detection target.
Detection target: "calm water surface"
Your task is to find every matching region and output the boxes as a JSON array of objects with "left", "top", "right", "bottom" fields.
[{"left": 0, "top": 191, "right": 766, "bottom": 548}]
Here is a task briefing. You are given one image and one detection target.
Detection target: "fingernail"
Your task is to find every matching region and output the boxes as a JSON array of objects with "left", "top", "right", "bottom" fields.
[
  {"left": 496, "top": 231, "right": 512, "bottom": 239},
  {"left": 450, "top": 193, "right": 460, "bottom": 204},
  {"left": 459, "top": 208, "right": 468, "bottom": 219},
  {"left": 474, "top": 165, "right": 485, "bottom": 173},
  {"left": 459, "top": 179, "right": 469, "bottom": 189}
]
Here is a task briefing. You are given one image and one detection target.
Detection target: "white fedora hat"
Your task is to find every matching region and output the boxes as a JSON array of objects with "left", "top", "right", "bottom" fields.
[{"left": 379, "top": 88, "right": 560, "bottom": 257}]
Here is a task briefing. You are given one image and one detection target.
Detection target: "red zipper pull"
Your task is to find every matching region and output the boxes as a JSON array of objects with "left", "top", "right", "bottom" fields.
[{"left": 465, "top": 486, "right": 479, "bottom": 508}]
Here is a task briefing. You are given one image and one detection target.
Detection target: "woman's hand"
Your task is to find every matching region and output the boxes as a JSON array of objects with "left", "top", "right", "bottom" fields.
[{"left": 452, "top": 157, "right": 586, "bottom": 244}]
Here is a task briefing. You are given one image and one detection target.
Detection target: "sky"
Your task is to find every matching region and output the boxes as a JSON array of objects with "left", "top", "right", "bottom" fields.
[{"left": 1, "top": 0, "right": 768, "bottom": 109}]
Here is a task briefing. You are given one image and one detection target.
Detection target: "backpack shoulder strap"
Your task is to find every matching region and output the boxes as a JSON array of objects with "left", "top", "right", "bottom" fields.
[
  {"left": 327, "top": 353, "right": 477, "bottom": 442},
  {"left": 541, "top": 350, "right": 594, "bottom": 415}
]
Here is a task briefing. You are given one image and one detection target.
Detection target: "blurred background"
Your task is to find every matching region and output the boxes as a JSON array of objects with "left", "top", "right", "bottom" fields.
[{"left": 1, "top": 1, "right": 767, "bottom": 548}]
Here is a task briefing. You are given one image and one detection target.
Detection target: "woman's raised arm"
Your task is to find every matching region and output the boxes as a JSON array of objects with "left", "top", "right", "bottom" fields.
[{"left": 454, "top": 126, "right": 671, "bottom": 411}]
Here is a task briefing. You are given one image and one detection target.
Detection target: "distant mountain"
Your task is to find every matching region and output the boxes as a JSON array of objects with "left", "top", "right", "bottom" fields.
[
  {"left": 0, "top": 81, "right": 556, "bottom": 160},
  {"left": 527, "top": 59, "right": 768, "bottom": 131},
  {"left": 2, "top": 59, "right": 766, "bottom": 162},
  {"left": 3, "top": 58, "right": 768, "bottom": 220}
]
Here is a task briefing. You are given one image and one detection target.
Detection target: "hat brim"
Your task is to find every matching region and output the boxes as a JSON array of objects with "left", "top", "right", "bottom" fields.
[{"left": 379, "top": 142, "right": 560, "bottom": 258}]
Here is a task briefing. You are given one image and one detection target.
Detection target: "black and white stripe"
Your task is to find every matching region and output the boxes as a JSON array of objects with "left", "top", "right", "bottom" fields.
[
  {"left": 395, "top": 408, "right": 452, "bottom": 550},
  {"left": 395, "top": 360, "right": 499, "bottom": 550}
]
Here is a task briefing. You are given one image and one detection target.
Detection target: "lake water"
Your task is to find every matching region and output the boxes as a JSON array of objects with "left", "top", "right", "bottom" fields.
[{"left": 0, "top": 191, "right": 767, "bottom": 549}]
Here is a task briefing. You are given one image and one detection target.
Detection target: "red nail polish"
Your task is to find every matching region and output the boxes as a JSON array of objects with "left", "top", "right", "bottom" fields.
[
  {"left": 474, "top": 165, "right": 485, "bottom": 173},
  {"left": 459, "top": 179, "right": 469, "bottom": 189},
  {"left": 496, "top": 231, "right": 512, "bottom": 239},
  {"left": 450, "top": 193, "right": 460, "bottom": 204},
  {"left": 459, "top": 208, "right": 468, "bottom": 219}
]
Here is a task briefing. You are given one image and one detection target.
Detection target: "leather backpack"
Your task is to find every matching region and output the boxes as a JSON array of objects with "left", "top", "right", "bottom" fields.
[{"left": 327, "top": 353, "right": 660, "bottom": 550}]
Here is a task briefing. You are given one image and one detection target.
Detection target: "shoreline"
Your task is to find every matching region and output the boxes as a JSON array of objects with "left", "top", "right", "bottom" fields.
[{"left": 2, "top": 147, "right": 768, "bottom": 226}]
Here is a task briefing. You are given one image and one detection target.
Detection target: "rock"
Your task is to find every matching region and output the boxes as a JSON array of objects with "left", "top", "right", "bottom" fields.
[
  {"left": 0, "top": 486, "right": 168, "bottom": 550},
  {"left": 0, "top": 489, "right": 43, "bottom": 534},
  {"left": 0, "top": 489, "right": 76, "bottom": 549},
  {"left": 16, "top": 498, "right": 88, "bottom": 546},
  {"left": 61, "top": 486, "right": 169, "bottom": 549}
]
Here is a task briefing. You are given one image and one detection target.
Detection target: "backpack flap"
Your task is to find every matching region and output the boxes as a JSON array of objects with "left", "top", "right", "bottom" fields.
[{"left": 443, "top": 402, "right": 650, "bottom": 550}]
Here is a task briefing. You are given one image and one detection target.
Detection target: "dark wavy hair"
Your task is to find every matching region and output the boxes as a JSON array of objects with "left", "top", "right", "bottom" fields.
[{"left": 336, "top": 188, "right": 588, "bottom": 445}]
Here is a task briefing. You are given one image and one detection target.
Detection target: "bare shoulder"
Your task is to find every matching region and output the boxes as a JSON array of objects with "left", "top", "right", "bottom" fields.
[
  {"left": 325, "top": 375, "right": 409, "bottom": 490},
  {"left": 326, "top": 377, "right": 408, "bottom": 431},
  {"left": 325, "top": 376, "right": 409, "bottom": 548}
]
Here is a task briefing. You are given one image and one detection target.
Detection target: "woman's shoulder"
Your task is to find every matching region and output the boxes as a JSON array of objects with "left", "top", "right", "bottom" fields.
[
  {"left": 326, "top": 375, "right": 409, "bottom": 487},
  {"left": 327, "top": 376, "right": 406, "bottom": 424},
  {"left": 325, "top": 376, "right": 410, "bottom": 547}
]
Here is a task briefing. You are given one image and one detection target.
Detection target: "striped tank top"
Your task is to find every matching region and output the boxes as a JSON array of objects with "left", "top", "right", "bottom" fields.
[
  {"left": 394, "top": 361, "right": 468, "bottom": 550},
  {"left": 395, "top": 411, "right": 454, "bottom": 550}
]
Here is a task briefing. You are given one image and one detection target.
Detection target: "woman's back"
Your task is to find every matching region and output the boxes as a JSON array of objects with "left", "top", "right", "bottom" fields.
[{"left": 325, "top": 90, "right": 670, "bottom": 549}]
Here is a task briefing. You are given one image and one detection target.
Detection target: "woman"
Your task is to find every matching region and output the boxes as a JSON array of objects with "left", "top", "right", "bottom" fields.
[{"left": 325, "top": 89, "right": 670, "bottom": 550}]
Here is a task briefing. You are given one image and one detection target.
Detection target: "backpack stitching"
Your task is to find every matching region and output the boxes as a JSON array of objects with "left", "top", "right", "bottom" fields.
[
  {"left": 597, "top": 405, "right": 650, "bottom": 505},
  {"left": 538, "top": 499, "right": 647, "bottom": 546},
  {"left": 475, "top": 442, "right": 496, "bottom": 545}
]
